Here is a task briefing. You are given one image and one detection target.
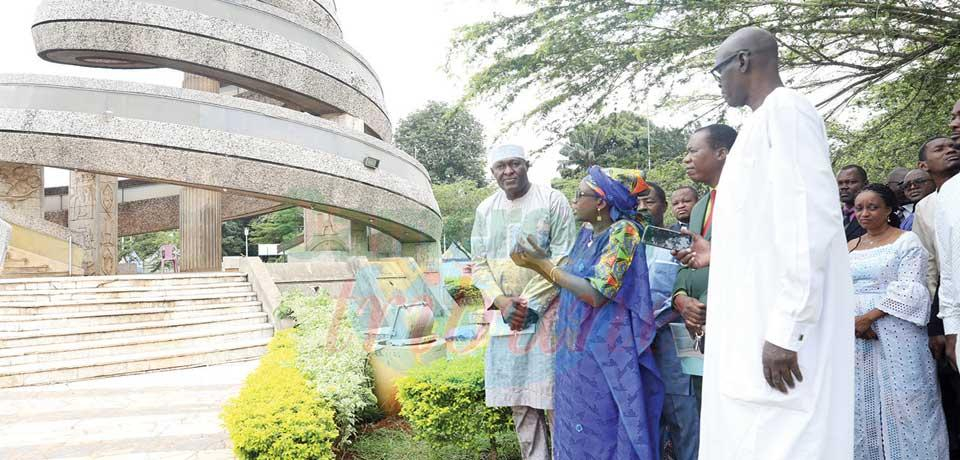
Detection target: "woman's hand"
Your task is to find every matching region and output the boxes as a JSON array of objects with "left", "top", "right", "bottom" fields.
[
  {"left": 855, "top": 314, "right": 878, "bottom": 340},
  {"left": 511, "top": 235, "right": 550, "bottom": 270}
]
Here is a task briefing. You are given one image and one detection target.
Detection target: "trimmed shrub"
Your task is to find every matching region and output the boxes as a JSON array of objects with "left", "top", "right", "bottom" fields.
[
  {"left": 284, "top": 290, "right": 377, "bottom": 446},
  {"left": 445, "top": 277, "right": 483, "bottom": 308},
  {"left": 395, "top": 353, "right": 513, "bottom": 454},
  {"left": 222, "top": 330, "right": 338, "bottom": 460}
]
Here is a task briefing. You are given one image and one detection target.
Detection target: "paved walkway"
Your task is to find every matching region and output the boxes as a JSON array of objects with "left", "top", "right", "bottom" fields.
[{"left": 0, "top": 361, "right": 259, "bottom": 460}]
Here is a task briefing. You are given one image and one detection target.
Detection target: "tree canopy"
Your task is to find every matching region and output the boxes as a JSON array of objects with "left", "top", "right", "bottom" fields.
[
  {"left": 395, "top": 101, "right": 489, "bottom": 185},
  {"left": 250, "top": 207, "right": 303, "bottom": 247},
  {"left": 452, "top": 0, "right": 960, "bottom": 178},
  {"left": 559, "top": 111, "right": 688, "bottom": 178},
  {"left": 433, "top": 180, "right": 495, "bottom": 251}
]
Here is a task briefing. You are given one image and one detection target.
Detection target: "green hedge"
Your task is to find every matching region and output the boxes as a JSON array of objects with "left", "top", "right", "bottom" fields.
[
  {"left": 222, "top": 330, "right": 339, "bottom": 460},
  {"left": 285, "top": 290, "right": 377, "bottom": 445},
  {"left": 395, "top": 353, "right": 513, "bottom": 453}
]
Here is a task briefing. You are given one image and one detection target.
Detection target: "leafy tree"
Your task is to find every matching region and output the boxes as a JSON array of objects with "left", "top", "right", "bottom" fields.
[
  {"left": 250, "top": 207, "right": 303, "bottom": 246},
  {"left": 452, "top": 1, "right": 960, "bottom": 147},
  {"left": 118, "top": 230, "right": 180, "bottom": 272},
  {"left": 395, "top": 101, "right": 488, "bottom": 185},
  {"left": 559, "top": 111, "right": 688, "bottom": 178},
  {"left": 223, "top": 218, "right": 256, "bottom": 257},
  {"left": 433, "top": 180, "right": 495, "bottom": 251}
]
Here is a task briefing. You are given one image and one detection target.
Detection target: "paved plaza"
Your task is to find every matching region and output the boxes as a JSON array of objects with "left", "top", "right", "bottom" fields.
[{"left": 0, "top": 361, "right": 258, "bottom": 460}]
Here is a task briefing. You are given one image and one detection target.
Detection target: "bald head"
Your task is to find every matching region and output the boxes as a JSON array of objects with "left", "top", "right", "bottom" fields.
[
  {"left": 903, "top": 168, "right": 935, "bottom": 203},
  {"left": 886, "top": 167, "right": 910, "bottom": 206},
  {"left": 716, "top": 27, "right": 779, "bottom": 65},
  {"left": 714, "top": 27, "right": 783, "bottom": 110}
]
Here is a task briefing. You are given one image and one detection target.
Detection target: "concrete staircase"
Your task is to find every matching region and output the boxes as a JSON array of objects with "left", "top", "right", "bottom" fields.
[
  {"left": 0, "top": 272, "right": 273, "bottom": 388},
  {"left": 2, "top": 247, "right": 70, "bottom": 278}
]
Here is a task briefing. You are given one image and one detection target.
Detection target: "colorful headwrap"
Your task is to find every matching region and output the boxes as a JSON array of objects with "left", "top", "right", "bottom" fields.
[{"left": 584, "top": 166, "right": 650, "bottom": 223}]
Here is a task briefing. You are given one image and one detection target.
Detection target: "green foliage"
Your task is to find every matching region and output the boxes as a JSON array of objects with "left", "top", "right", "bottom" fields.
[
  {"left": 251, "top": 207, "right": 303, "bottom": 246},
  {"left": 119, "top": 230, "right": 179, "bottom": 272},
  {"left": 222, "top": 218, "right": 255, "bottom": 257},
  {"left": 222, "top": 330, "right": 339, "bottom": 460},
  {"left": 347, "top": 426, "right": 521, "bottom": 460},
  {"left": 444, "top": 277, "right": 483, "bottom": 308},
  {"left": 433, "top": 180, "right": 495, "bottom": 251},
  {"left": 830, "top": 64, "right": 959, "bottom": 182},
  {"left": 396, "top": 353, "right": 513, "bottom": 453},
  {"left": 396, "top": 101, "right": 488, "bottom": 185},
  {"left": 282, "top": 291, "right": 377, "bottom": 446},
  {"left": 559, "top": 112, "right": 689, "bottom": 178},
  {"left": 452, "top": 1, "right": 960, "bottom": 147}
]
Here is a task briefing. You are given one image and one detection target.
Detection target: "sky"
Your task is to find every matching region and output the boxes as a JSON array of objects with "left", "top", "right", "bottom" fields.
[{"left": 1, "top": 0, "right": 565, "bottom": 186}]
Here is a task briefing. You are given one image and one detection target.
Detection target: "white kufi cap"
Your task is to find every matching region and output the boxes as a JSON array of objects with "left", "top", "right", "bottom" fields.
[{"left": 489, "top": 144, "right": 526, "bottom": 166}]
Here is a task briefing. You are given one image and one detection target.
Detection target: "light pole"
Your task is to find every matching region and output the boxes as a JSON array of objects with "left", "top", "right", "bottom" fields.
[{"left": 244, "top": 227, "right": 250, "bottom": 257}]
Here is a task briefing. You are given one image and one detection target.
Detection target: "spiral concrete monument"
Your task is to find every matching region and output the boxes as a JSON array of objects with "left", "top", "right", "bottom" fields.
[{"left": 0, "top": 0, "right": 441, "bottom": 276}]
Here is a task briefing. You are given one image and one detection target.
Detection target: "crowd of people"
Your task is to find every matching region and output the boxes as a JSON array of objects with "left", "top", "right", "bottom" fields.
[{"left": 467, "top": 26, "right": 960, "bottom": 460}]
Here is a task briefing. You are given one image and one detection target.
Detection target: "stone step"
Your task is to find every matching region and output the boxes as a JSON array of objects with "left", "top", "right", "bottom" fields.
[
  {"left": 0, "top": 301, "right": 264, "bottom": 331},
  {"left": 0, "top": 282, "right": 253, "bottom": 303},
  {"left": 0, "top": 272, "right": 248, "bottom": 291},
  {"left": 0, "top": 312, "right": 269, "bottom": 348},
  {"left": 0, "top": 272, "right": 70, "bottom": 279},
  {"left": 0, "top": 339, "right": 270, "bottom": 388},
  {"left": 0, "top": 323, "right": 273, "bottom": 367},
  {"left": 0, "top": 292, "right": 258, "bottom": 315}
]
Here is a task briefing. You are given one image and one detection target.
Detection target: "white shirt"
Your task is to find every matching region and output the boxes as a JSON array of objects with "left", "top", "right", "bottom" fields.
[
  {"left": 937, "top": 176, "right": 960, "bottom": 334},
  {"left": 699, "top": 87, "right": 855, "bottom": 459}
]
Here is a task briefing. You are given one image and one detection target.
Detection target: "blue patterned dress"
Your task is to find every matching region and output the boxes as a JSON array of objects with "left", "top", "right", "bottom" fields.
[{"left": 554, "top": 220, "right": 664, "bottom": 460}]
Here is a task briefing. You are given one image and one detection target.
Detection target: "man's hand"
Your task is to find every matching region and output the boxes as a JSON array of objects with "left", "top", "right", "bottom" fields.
[
  {"left": 854, "top": 315, "right": 878, "bottom": 340},
  {"left": 930, "top": 335, "right": 947, "bottom": 361},
  {"left": 675, "top": 294, "right": 706, "bottom": 336},
  {"left": 508, "top": 301, "right": 531, "bottom": 331},
  {"left": 493, "top": 295, "right": 530, "bottom": 331},
  {"left": 947, "top": 334, "right": 958, "bottom": 371},
  {"left": 671, "top": 228, "right": 711, "bottom": 269},
  {"left": 762, "top": 341, "right": 803, "bottom": 394}
]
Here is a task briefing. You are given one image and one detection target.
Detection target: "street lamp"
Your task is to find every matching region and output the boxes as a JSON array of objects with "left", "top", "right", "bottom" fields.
[{"left": 244, "top": 227, "right": 250, "bottom": 257}]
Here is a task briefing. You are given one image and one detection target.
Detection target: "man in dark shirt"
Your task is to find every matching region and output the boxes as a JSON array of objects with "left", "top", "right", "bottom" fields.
[
  {"left": 837, "top": 164, "right": 868, "bottom": 241},
  {"left": 669, "top": 186, "right": 699, "bottom": 232}
]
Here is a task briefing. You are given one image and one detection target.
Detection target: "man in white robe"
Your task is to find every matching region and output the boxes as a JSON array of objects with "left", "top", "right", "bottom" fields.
[
  {"left": 471, "top": 145, "right": 576, "bottom": 460},
  {"left": 677, "top": 27, "right": 855, "bottom": 459}
]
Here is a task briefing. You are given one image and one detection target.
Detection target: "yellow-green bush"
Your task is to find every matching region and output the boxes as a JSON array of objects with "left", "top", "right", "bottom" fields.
[
  {"left": 396, "top": 353, "right": 512, "bottom": 453},
  {"left": 284, "top": 290, "right": 377, "bottom": 445},
  {"left": 222, "top": 330, "right": 339, "bottom": 460}
]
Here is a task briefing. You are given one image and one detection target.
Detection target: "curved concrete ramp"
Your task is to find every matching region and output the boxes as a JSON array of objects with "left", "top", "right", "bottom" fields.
[
  {"left": 33, "top": 0, "right": 391, "bottom": 140},
  {"left": 0, "top": 75, "right": 440, "bottom": 243}
]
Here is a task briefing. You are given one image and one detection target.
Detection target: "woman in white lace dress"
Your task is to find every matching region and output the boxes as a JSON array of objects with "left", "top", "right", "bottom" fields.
[{"left": 848, "top": 184, "right": 948, "bottom": 460}]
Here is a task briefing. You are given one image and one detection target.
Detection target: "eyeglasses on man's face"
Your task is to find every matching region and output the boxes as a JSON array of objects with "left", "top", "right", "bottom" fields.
[
  {"left": 711, "top": 49, "right": 749, "bottom": 83},
  {"left": 903, "top": 178, "right": 933, "bottom": 190}
]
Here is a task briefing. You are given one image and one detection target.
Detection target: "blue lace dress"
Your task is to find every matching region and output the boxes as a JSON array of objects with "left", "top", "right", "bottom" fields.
[
  {"left": 850, "top": 232, "right": 948, "bottom": 460},
  {"left": 553, "top": 221, "right": 664, "bottom": 459}
]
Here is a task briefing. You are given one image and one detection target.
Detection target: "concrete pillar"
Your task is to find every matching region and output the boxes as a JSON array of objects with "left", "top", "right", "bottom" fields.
[
  {"left": 307, "top": 112, "right": 371, "bottom": 255},
  {"left": 350, "top": 221, "right": 369, "bottom": 257},
  {"left": 180, "top": 73, "right": 223, "bottom": 272},
  {"left": 68, "top": 172, "right": 118, "bottom": 275},
  {"left": 401, "top": 242, "right": 441, "bottom": 273},
  {"left": 179, "top": 187, "right": 222, "bottom": 272},
  {"left": 0, "top": 162, "right": 44, "bottom": 218}
]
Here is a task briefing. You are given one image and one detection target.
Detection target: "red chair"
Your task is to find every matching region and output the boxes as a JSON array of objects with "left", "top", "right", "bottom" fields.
[{"left": 159, "top": 244, "right": 179, "bottom": 273}]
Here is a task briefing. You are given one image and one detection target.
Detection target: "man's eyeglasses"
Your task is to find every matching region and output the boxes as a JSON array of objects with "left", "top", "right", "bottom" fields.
[
  {"left": 903, "top": 178, "right": 933, "bottom": 190},
  {"left": 711, "top": 49, "right": 749, "bottom": 83},
  {"left": 574, "top": 189, "right": 601, "bottom": 201}
]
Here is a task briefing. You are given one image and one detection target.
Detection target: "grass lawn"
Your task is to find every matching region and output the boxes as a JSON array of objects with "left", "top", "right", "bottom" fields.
[{"left": 344, "top": 417, "right": 522, "bottom": 460}]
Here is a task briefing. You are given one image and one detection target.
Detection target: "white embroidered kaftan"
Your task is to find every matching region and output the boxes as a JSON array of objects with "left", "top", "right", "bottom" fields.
[
  {"left": 470, "top": 183, "right": 577, "bottom": 409},
  {"left": 699, "top": 87, "right": 855, "bottom": 459}
]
